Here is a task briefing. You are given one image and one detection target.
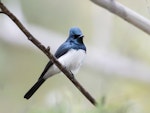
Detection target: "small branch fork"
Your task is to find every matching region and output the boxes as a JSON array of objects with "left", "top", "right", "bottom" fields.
[{"left": 0, "top": 2, "right": 97, "bottom": 106}]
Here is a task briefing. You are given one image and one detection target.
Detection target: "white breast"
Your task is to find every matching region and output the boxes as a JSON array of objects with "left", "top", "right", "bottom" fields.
[
  {"left": 59, "top": 49, "right": 86, "bottom": 74},
  {"left": 43, "top": 49, "right": 86, "bottom": 79}
]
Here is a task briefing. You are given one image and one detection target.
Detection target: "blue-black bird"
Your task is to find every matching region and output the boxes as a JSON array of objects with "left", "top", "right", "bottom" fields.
[{"left": 24, "top": 27, "right": 86, "bottom": 99}]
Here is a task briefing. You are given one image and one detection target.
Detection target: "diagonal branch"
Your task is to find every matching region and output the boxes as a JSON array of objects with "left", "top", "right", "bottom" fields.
[
  {"left": 0, "top": 2, "right": 97, "bottom": 106},
  {"left": 91, "top": 0, "right": 150, "bottom": 35}
]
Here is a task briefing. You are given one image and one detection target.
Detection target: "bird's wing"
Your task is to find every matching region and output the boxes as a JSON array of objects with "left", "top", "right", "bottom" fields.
[
  {"left": 54, "top": 42, "right": 71, "bottom": 58},
  {"left": 38, "top": 42, "right": 71, "bottom": 79}
]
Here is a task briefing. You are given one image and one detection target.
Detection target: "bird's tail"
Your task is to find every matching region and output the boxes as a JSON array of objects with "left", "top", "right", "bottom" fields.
[{"left": 24, "top": 78, "right": 45, "bottom": 99}]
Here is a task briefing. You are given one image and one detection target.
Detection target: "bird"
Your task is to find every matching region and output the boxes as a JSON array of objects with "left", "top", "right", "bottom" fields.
[{"left": 24, "top": 27, "right": 86, "bottom": 99}]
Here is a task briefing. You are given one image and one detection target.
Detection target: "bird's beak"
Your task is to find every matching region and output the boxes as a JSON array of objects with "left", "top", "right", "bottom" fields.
[{"left": 79, "top": 35, "right": 84, "bottom": 38}]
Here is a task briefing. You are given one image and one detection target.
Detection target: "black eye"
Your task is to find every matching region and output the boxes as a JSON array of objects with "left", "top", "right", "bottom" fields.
[{"left": 74, "top": 35, "right": 80, "bottom": 39}]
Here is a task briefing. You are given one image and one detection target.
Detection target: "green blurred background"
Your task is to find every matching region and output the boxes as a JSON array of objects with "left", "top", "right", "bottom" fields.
[{"left": 0, "top": 0, "right": 150, "bottom": 113}]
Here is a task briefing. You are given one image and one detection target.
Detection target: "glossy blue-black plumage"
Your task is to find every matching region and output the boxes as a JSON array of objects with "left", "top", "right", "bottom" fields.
[
  {"left": 39, "top": 27, "right": 86, "bottom": 79},
  {"left": 55, "top": 27, "right": 86, "bottom": 58},
  {"left": 24, "top": 27, "right": 86, "bottom": 99}
]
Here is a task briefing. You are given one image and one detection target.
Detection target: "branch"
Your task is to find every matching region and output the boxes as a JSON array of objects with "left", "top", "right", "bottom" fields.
[
  {"left": 91, "top": 0, "right": 150, "bottom": 35},
  {"left": 0, "top": 2, "right": 97, "bottom": 106}
]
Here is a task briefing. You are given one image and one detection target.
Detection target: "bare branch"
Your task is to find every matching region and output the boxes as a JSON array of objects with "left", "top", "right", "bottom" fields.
[
  {"left": 0, "top": 1, "right": 97, "bottom": 106},
  {"left": 91, "top": 0, "right": 150, "bottom": 35}
]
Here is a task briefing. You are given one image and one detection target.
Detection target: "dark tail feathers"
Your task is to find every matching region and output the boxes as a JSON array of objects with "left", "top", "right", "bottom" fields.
[{"left": 24, "top": 79, "right": 45, "bottom": 99}]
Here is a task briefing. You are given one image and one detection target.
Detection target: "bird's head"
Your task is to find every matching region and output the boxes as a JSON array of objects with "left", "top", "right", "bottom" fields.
[{"left": 67, "top": 27, "right": 84, "bottom": 44}]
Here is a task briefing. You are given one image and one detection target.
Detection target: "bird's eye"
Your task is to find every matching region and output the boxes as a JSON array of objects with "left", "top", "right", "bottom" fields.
[{"left": 74, "top": 35, "right": 80, "bottom": 39}]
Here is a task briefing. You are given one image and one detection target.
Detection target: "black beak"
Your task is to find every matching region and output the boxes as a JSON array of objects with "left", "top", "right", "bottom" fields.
[{"left": 79, "top": 35, "right": 84, "bottom": 38}]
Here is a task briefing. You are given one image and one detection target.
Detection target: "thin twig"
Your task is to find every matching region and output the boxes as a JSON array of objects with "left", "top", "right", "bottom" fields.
[{"left": 0, "top": 1, "right": 97, "bottom": 106}]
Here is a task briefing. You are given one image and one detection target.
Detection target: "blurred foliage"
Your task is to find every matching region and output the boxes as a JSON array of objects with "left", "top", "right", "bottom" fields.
[
  {"left": 20, "top": 0, "right": 93, "bottom": 37},
  {"left": 0, "top": 37, "right": 150, "bottom": 113}
]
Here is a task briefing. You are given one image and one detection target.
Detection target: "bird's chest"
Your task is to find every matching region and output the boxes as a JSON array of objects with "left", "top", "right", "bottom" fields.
[{"left": 58, "top": 49, "right": 86, "bottom": 74}]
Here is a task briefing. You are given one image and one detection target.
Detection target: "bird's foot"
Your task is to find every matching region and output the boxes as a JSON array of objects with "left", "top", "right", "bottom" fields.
[{"left": 69, "top": 70, "right": 75, "bottom": 79}]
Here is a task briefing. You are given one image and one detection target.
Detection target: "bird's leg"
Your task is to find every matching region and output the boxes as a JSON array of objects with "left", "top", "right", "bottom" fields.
[
  {"left": 63, "top": 67, "right": 75, "bottom": 79},
  {"left": 69, "top": 70, "right": 75, "bottom": 79}
]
